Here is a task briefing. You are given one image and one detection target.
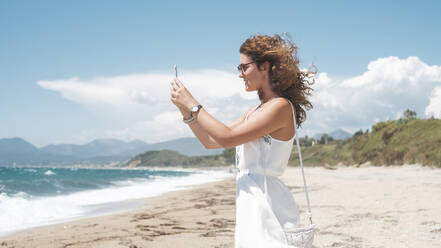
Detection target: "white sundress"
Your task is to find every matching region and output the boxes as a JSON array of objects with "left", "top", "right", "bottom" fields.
[{"left": 235, "top": 100, "right": 300, "bottom": 248}]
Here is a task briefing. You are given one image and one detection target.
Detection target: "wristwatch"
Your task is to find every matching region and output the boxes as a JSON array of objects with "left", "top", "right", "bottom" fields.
[{"left": 183, "top": 104, "right": 203, "bottom": 124}]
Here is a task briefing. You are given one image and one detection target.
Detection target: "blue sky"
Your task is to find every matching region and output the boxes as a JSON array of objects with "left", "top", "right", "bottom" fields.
[{"left": 1, "top": 0, "right": 441, "bottom": 147}]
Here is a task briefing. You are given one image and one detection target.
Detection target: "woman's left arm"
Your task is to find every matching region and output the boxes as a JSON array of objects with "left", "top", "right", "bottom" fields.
[
  {"left": 193, "top": 102, "right": 289, "bottom": 148},
  {"left": 171, "top": 78, "right": 290, "bottom": 148}
]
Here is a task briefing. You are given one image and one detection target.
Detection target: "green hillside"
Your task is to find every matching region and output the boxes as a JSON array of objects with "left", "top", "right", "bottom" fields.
[
  {"left": 125, "top": 114, "right": 440, "bottom": 168},
  {"left": 290, "top": 118, "right": 441, "bottom": 167},
  {"left": 125, "top": 149, "right": 234, "bottom": 168}
]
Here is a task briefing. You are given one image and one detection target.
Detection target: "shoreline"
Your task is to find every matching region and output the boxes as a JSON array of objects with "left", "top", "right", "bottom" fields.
[
  {"left": 1, "top": 177, "right": 237, "bottom": 248},
  {"left": 1, "top": 164, "right": 440, "bottom": 248},
  {"left": 0, "top": 198, "right": 144, "bottom": 238},
  {"left": 0, "top": 167, "right": 234, "bottom": 238}
]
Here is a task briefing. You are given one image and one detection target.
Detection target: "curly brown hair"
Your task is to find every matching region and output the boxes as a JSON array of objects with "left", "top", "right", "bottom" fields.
[{"left": 240, "top": 34, "right": 315, "bottom": 127}]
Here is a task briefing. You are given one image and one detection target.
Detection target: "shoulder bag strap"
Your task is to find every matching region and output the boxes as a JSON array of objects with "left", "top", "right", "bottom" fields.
[
  {"left": 262, "top": 100, "right": 313, "bottom": 225},
  {"left": 292, "top": 107, "right": 314, "bottom": 225}
]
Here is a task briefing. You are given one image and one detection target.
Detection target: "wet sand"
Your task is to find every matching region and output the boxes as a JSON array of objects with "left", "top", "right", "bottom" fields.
[{"left": 1, "top": 165, "right": 440, "bottom": 248}]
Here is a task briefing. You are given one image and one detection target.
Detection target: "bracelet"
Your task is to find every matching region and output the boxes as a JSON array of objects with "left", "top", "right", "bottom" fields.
[{"left": 183, "top": 115, "right": 195, "bottom": 124}]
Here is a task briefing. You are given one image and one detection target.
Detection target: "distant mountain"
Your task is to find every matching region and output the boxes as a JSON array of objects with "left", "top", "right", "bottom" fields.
[
  {"left": 0, "top": 137, "right": 72, "bottom": 165},
  {"left": 145, "top": 137, "right": 222, "bottom": 156},
  {"left": 0, "top": 138, "right": 150, "bottom": 166},
  {"left": 40, "top": 139, "right": 149, "bottom": 158},
  {"left": 125, "top": 149, "right": 233, "bottom": 168},
  {"left": 0, "top": 137, "right": 222, "bottom": 166},
  {"left": 40, "top": 137, "right": 222, "bottom": 158},
  {"left": 329, "top": 129, "right": 352, "bottom": 140},
  {"left": 0, "top": 137, "right": 38, "bottom": 154},
  {"left": 313, "top": 129, "right": 352, "bottom": 140}
]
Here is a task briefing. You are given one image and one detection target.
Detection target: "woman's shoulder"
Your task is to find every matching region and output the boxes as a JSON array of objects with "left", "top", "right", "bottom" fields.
[
  {"left": 246, "top": 97, "right": 292, "bottom": 120},
  {"left": 271, "top": 97, "right": 291, "bottom": 105},
  {"left": 266, "top": 98, "right": 294, "bottom": 122},
  {"left": 268, "top": 97, "right": 292, "bottom": 111}
]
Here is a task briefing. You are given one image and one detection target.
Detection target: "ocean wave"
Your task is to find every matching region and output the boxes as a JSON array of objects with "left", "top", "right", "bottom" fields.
[
  {"left": 0, "top": 192, "right": 83, "bottom": 235},
  {"left": 0, "top": 169, "right": 232, "bottom": 235},
  {"left": 44, "top": 170, "right": 55, "bottom": 176},
  {"left": 110, "top": 177, "right": 151, "bottom": 187},
  {"left": 23, "top": 168, "right": 37, "bottom": 173},
  {"left": 11, "top": 191, "right": 30, "bottom": 199}
]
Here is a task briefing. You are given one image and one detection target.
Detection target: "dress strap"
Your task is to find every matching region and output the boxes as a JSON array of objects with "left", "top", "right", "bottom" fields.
[{"left": 286, "top": 99, "right": 297, "bottom": 133}]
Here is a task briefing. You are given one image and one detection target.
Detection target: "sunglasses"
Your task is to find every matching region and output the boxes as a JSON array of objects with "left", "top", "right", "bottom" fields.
[{"left": 237, "top": 61, "right": 255, "bottom": 73}]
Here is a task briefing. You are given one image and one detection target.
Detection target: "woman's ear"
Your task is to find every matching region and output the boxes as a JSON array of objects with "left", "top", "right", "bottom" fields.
[{"left": 261, "top": 61, "right": 270, "bottom": 71}]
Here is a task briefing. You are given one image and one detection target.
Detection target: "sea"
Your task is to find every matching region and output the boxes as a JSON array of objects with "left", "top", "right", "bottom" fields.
[{"left": 0, "top": 166, "right": 232, "bottom": 236}]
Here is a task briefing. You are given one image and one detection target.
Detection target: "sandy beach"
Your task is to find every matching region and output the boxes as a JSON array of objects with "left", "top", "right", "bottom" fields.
[{"left": 1, "top": 164, "right": 440, "bottom": 248}]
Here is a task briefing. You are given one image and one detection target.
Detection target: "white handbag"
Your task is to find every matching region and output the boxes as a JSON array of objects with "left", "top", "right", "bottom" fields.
[{"left": 263, "top": 113, "right": 315, "bottom": 248}]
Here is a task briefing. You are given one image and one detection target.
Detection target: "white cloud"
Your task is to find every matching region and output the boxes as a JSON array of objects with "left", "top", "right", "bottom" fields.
[
  {"left": 305, "top": 56, "right": 441, "bottom": 136},
  {"left": 38, "top": 69, "right": 259, "bottom": 143},
  {"left": 103, "top": 111, "right": 191, "bottom": 143},
  {"left": 37, "top": 70, "right": 256, "bottom": 107},
  {"left": 425, "top": 86, "right": 441, "bottom": 118},
  {"left": 38, "top": 56, "right": 441, "bottom": 143}
]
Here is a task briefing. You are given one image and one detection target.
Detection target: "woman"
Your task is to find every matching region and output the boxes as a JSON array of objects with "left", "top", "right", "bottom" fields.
[{"left": 170, "top": 34, "right": 314, "bottom": 248}]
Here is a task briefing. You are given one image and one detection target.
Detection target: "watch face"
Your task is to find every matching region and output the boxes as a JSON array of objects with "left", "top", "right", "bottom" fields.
[{"left": 191, "top": 105, "right": 201, "bottom": 113}]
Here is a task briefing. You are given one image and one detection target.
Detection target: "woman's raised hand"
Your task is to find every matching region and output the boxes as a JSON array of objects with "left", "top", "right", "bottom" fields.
[{"left": 170, "top": 78, "right": 198, "bottom": 111}]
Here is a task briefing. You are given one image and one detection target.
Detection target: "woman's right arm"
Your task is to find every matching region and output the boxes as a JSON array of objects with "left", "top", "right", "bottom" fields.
[{"left": 178, "top": 106, "right": 249, "bottom": 149}]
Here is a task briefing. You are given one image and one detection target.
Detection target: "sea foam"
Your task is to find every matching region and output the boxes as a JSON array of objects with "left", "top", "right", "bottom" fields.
[{"left": 0, "top": 169, "right": 232, "bottom": 236}]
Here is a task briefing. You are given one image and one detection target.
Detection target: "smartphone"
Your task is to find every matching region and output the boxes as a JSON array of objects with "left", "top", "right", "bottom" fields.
[{"left": 174, "top": 65, "right": 178, "bottom": 78}]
